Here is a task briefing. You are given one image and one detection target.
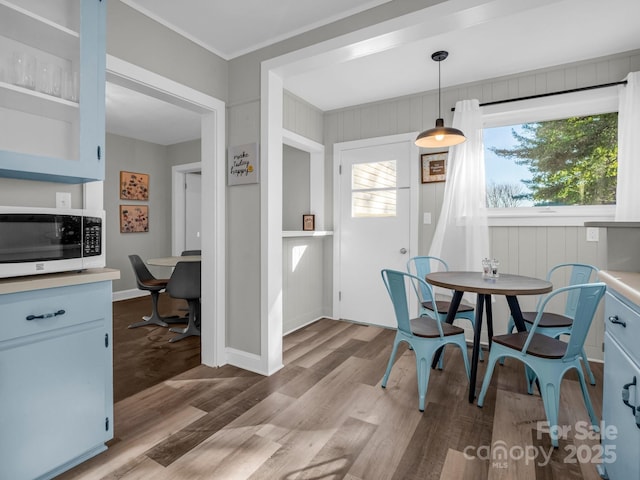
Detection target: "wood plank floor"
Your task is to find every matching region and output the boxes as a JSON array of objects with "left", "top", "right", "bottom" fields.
[
  {"left": 112, "top": 293, "right": 201, "bottom": 402},
  {"left": 59, "top": 317, "right": 604, "bottom": 480}
]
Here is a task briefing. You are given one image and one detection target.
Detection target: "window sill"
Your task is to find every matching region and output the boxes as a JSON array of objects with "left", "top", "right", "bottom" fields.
[{"left": 487, "top": 206, "right": 615, "bottom": 227}]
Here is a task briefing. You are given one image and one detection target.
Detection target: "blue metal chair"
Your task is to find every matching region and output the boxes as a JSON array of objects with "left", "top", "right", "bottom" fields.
[
  {"left": 478, "top": 282, "right": 606, "bottom": 448},
  {"left": 501, "top": 263, "right": 599, "bottom": 385},
  {"left": 380, "top": 269, "right": 470, "bottom": 412},
  {"left": 407, "top": 256, "right": 482, "bottom": 362}
]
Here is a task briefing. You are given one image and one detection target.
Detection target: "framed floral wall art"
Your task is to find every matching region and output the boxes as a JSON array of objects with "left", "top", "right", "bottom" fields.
[
  {"left": 120, "top": 171, "right": 149, "bottom": 200},
  {"left": 120, "top": 205, "right": 149, "bottom": 233}
]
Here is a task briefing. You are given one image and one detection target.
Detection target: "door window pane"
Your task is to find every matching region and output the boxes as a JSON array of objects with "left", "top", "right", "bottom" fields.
[{"left": 352, "top": 160, "right": 397, "bottom": 217}]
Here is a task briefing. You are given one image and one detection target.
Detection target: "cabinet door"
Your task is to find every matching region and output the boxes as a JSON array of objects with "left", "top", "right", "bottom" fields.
[
  {"left": 0, "top": 321, "right": 108, "bottom": 480},
  {"left": 0, "top": 0, "right": 106, "bottom": 183},
  {"left": 602, "top": 332, "right": 640, "bottom": 480}
]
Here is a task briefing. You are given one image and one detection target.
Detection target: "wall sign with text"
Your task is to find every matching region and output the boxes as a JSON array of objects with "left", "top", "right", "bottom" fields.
[
  {"left": 421, "top": 151, "right": 447, "bottom": 183},
  {"left": 228, "top": 142, "right": 259, "bottom": 185}
]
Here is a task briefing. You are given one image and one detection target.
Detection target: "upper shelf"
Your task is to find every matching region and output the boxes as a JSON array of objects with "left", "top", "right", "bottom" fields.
[
  {"left": 282, "top": 231, "right": 334, "bottom": 237},
  {"left": 0, "top": 1, "right": 79, "bottom": 58},
  {"left": 0, "top": 81, "right": 79, "bottom": 121}
]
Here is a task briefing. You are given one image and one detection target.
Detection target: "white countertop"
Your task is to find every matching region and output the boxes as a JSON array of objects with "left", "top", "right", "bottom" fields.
[
  {"left": 0, "top": 268, "right": 120, "bottom": 295},
  {"left": 599, "top": 270, "right": 640, "bottom": 306}
]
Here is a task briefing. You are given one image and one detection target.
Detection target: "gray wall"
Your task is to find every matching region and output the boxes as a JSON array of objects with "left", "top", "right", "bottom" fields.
[
  {"left": 0, "top": 178, "right": 82, "bottom": 209},
  {"left": 283, "top": 236, "right": 326, "bottom": 334},
  {"left": 104, "top": 133, "right": 172, "bottom": 292},
  {"left": 167, "top": 139, "right": 201, "bottom": 169},
  {"left": 284, "top": 91, "right": 324, "bottom": 145},
  {"left": 107, "top": 0, "right": 228, "bottom": 102},
  {"left": 282, "top": 144, "right": 310, "bottom": 231}
]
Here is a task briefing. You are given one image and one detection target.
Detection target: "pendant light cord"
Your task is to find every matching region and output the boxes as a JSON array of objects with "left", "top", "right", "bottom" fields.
[{"left": 437, "top": 58, "right": 442, "bottom": 119}]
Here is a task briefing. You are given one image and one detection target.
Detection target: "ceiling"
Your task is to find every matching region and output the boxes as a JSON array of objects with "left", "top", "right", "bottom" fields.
[{"left": 106, "top": 0, "right": 640, "bottom": 145}]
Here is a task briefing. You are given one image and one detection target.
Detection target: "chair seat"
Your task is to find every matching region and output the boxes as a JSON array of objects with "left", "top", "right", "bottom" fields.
[
  {"left": 522, "top": 311, "right": 572, "bottom": 328},
  {"left": 140, "top": 278, "right": 169, "bottom": 289},
  {"left": 493, "top": 331, "right": 567, "bottom": 359},
  {"left": 422, "top": 300, "right": 474, "bottom": 314},
  {"left": 410, "top": 316, "right": 465, "bottom": 338}
]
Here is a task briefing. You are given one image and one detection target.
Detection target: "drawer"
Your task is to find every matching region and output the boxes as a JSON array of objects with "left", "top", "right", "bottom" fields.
[
  {"left": 605, "top": 291, "right": 640, "bottom": 364},
  {"left": 0, "top": 281, "right": 110, "bottom": 343}
]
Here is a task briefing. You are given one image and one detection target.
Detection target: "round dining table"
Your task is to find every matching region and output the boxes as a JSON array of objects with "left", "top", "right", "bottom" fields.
[{"left": 425, "top": 271, "right": 552, "bottom": 403}]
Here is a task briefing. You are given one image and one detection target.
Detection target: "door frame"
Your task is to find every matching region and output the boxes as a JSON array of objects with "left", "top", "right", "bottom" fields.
[
  {"left": 172, "top": 162, "right": 202, "bottom": 256},
  {"left": 332, "top": 133, "right": 420, "bottom": 320},
  {"left": 106, "top": 56, "right": 226, "bottom": 368}
]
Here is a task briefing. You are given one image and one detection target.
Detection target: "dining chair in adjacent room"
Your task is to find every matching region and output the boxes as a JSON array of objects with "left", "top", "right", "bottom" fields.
[
  {"left": 380, "top": 269, "right": 470, "bottom": 412},
  {"left": 407, "top": 256, "right": 482, "bottom": 362},
  {"left": 128, "top": 254, "right": 173, "bottom": 329},
  {"left": 181, "top": 250, "right": 201, "bottom": 256},
  {"left": 165, "top": 260, "right": 201, "bottom": 343},
  {"left": 501, "top": 263, "right": 599, "bottom": 384},
  {"left": 478, "top": 282, "right": 606, "bottom": 448}
]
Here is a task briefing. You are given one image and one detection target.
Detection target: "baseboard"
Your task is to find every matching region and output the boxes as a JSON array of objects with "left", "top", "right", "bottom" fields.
[
  {"left": 225, "top": 347, "right": 276, "bottom": 376},
  {"left": 283, "top": 316, "right": 328, "bottom": 336},
  {"left": 113, "top": 289, "right": 147, "bottom": 302}
]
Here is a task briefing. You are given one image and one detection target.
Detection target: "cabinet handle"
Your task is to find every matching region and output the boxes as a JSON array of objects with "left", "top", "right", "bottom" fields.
[
  {"left": 621, "top": 376, "right": 640, "bottom": 430},
  {"left": 26, "top": 309, "right": 66, "bottom": 321},
  {"left": 608, "top": 315, "right": 626, "bottom": 327}
]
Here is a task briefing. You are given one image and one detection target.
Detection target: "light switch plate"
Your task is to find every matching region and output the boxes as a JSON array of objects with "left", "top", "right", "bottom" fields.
[{"left": 423, "top": 212, "right": 432, "bottom": 224}]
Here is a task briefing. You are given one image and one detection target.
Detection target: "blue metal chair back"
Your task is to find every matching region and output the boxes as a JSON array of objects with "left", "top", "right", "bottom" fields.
[
  {"left": 536, "top": 263, "right": 598, "bottom": 315},
  {"left": 523, "top": 282, "right": 606, "bottom": 360},
  {"left": 407, "top": 256, "right": 448, "bottom": 306},
  {"left": 381, "top": 269, "right": 445, "bottom": 336},
  {"left": 554, "top": 263, "right": 599, "bottom": 319}
]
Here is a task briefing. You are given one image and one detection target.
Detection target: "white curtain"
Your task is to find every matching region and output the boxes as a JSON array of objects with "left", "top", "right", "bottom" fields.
[
  {"left": 429, "top": 99, "right": 490, "bottom": 288},
  {"left": 616, "top": 71, "right": 640, "bottom": 221}
]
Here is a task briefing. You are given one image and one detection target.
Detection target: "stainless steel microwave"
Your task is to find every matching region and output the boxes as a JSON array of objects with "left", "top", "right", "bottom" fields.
[{"left": 0, "top": 207, "right": 105, "bottom": 278}]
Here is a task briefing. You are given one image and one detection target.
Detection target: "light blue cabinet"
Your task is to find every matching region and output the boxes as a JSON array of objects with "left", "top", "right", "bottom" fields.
[
  {"left": 0, "top": 0, "right": 106, "bottom": 183},
  {"left": 0, "top": 280, "right": 113, "bottom": 480},
  {"left": 600, "top": 290, "right": 640, "bottom": 479}
]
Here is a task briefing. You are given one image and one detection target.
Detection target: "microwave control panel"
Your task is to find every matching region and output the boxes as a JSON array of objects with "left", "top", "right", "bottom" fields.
[{"left": 83, "top": 216, "right": 102, "bottom": 257}]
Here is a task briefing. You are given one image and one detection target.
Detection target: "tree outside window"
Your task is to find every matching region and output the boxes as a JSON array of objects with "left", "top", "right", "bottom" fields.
[{"left": 484, "top": 113, "right": 618, "bottom": 208}]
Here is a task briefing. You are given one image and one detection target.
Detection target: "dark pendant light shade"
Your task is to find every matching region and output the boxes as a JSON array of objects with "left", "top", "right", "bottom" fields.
[{"left": 415, "top": 51, "right": 466, "bottom": 148}]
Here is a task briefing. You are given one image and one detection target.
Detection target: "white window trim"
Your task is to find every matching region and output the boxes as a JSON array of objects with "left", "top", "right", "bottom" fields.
[{"left": 482, "top": 86, "right": 619, "bottom": 226}]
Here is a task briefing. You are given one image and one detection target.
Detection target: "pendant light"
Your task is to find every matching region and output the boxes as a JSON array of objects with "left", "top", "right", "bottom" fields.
[{"left": 415, "top": 51, "right": 466, "bottom": 148}]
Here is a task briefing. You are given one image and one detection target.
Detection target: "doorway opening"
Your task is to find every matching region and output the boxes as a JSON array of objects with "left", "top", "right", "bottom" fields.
[
  {"left": 106, "top": 55, "right": 226, "bottom": 368},
  {"left": 172, "top": 162, "right": 202, "bottom": 256}
]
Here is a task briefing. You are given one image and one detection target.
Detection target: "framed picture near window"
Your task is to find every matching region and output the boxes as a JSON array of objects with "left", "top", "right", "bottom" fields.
[
  {"left": 120, "top": 205, "right": 149, "bottom": 233},
  {"left": 120, "top": 171, "right": 149, "bottom": 200},
  {"left": 421, "top": 152, "right": 447, "bottom": 183},
  {"left": 302, "top": 214, "right": 315, "bottom": 231}
]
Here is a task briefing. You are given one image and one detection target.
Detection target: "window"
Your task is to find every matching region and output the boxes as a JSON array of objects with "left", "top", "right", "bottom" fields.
[
  {"left": 485, "top": 113, "right": 618, "bottom": 208},
  {"left": 351, "top": 160, "right": 397, "bottom": 217},
  {"left": 482, "top": 87, "right": 619, "bottom": 225}
]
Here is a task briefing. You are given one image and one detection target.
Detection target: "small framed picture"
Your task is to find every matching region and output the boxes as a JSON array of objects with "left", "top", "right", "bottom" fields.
[
  {"left": 120, "top": 171, "right": 149, "bottom": 200},
  {"left": 303, "top": 214, "right": 315, "bottom": 231},
  {"left": 421, "top": 152, "right": 448, "bottom": 183},
  {"left": 120, "top": 205, "right": 149, "bottom": 233}
]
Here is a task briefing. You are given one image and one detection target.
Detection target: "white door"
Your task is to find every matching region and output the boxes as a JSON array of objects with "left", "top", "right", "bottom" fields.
[
  {"left": 335, "top": 135, "right": 416, "bottom": 328},
  {"left": 185, "top": 172, "right": 201, "bottom": 250}
]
